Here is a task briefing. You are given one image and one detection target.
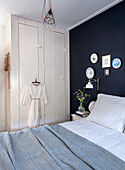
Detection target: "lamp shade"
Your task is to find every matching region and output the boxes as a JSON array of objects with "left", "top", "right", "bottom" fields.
[{"left": 85, "top": 81, "right": 93, "bottom": 89}]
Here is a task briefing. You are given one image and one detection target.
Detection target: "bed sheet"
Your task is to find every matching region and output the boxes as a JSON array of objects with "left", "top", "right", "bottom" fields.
[{"left": 60, "top": 119, "right": 125, "bottom": 162}]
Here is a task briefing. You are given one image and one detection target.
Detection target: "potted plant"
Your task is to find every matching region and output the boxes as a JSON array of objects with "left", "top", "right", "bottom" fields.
[{"left": 74, "top": 87, "right": 90, "bottom": 112}]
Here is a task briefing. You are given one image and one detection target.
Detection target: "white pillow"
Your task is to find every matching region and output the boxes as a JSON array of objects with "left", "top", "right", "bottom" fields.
[
  {"left": 86, "top": 93, "right": 125, "bottom": 132},
  {"left": 88, "top": 101, "right": 96, "bottom": 112}
]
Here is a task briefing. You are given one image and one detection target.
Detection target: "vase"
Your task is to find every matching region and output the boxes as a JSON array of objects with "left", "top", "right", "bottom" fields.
[{"left": 78, "top": 102, "right": 85, "bottom": 112}]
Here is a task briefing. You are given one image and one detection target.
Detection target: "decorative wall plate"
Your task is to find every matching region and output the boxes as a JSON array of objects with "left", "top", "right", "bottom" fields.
[
  {"left": 90, "top": 53, "right": 98, "bottom": 63},
  {"left": 86, "top": 67, "right": 94, "bottom": 79},
  {"left": 112, "top": 58, "right": 121, "bottom": 69}
]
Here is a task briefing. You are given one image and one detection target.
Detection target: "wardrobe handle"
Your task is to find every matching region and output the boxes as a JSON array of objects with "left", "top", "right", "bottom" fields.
[
  {"left": 37, "top": 45, "right": 42, "bottom": 48},
  {"left": 60, "top": 77, "right": 64, "bottom": 79}
]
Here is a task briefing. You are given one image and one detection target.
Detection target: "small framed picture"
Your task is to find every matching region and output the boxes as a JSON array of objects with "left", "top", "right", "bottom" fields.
[
  {"left": 104, "top": 68, "right": 110, "bottom": 76},
  {"left": 102, "top": 55, "right": 111, "bottom": 68}
]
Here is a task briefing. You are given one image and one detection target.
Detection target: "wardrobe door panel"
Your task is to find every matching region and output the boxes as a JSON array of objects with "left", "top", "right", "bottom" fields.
[
  {"left": 19, "top": 24, "right": 39, "bottom": 128},
  {"left": 45, "top": 30, "right": 65, "bottom": 124}
]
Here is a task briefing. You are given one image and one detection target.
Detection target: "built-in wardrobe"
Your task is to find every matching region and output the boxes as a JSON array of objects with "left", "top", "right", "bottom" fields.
[{"left": 6, "top": 15, "right": 69, "bottom": 131}]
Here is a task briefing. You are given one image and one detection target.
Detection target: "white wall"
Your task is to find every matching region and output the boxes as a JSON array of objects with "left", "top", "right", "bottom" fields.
[
  {"left": 4, "top": 16, "right": 11, "bottom": 131},
  {"left": 0, "top": 26, "right": 5, "bottom": 131},
  {"left": 0, "top": 15, "right": 11, "bottom": 132},
  {"left": 5, "top": 16, "right": 11, "bottom": 54}
]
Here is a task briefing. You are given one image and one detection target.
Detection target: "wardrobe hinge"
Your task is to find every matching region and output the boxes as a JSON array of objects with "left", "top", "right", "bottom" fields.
[
  {"left": 64, "top": 48, "right": 68, "bottom": 54},
  {"left": 17, "top": 62, "right": 20, "bottom": 67},
  {"left": 43, "top": 64, "right": 45, "bottom": 68}
]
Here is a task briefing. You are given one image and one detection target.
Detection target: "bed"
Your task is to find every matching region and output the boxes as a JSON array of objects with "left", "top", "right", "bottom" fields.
[{"left": 0, "top": 93, "right": 125, "bottom": 170}]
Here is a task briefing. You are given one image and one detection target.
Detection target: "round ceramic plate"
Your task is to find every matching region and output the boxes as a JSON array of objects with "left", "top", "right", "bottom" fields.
[
  {"left": 86, "top": 67, "right": 94, "bottom": 79},
  {"left": 112, "top": 58, "right": 121, "bottom": 69},
  {"left": 90, "top": 53, "right": 98, "bottom": 63}
]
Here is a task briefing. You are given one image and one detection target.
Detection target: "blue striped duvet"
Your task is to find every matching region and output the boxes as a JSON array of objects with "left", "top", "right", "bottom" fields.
[{"left": 0, "top": 125, "right": 125, "bottom": 170}]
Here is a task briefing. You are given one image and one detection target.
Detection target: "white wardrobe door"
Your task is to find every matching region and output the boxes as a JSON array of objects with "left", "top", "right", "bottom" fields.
[
  {"left": 19, "top": 24, "right": 39, "bottom": 128},
  {"left": 45, "top": 30, "right": 66, "bottom": 124}
]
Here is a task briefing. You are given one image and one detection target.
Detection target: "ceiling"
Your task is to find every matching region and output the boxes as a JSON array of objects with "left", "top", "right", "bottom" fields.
[{"left": 0, "top": 0, "right": 123, "bottom": 29}]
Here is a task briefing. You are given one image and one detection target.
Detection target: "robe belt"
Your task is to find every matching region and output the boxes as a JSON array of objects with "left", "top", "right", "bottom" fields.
[
  {"left": 30, "top": 95, "right": 40, "bottom": 100},
  {"left": 31, "top": 98, "right": 40, "bottom": 100}
]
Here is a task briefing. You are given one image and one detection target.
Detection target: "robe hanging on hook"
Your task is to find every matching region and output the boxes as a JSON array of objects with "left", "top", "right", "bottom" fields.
[{"left": 42, "top": 0, "right": 56, "bottom": 28}]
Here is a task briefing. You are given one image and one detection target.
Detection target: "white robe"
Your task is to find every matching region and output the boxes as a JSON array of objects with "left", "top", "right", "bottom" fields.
[{"left": 22, "top": 83, "right": 48, "bottom": 128}]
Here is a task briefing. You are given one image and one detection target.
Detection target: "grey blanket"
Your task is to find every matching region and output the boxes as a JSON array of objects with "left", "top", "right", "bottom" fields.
[{"left": 0, "top": 125, "right": 125, "bottom": 170}]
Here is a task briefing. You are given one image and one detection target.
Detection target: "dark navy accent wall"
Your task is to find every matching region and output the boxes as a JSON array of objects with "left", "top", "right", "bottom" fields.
[{"left": 70, "top": 1, "right": 125, "bottom": 115}]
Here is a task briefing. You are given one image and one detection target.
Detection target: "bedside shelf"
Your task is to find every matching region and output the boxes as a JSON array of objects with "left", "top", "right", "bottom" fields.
[{"left": 71, "top": 111, "right": 89, "bottom": 121}]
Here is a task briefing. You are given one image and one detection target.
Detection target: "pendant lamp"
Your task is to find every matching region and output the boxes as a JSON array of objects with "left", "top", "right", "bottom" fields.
[{"left": 42, "top": 0, "right": 56, "bottom": 28}]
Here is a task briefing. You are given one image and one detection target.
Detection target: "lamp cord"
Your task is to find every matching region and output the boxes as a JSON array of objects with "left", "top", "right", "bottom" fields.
[
  {"left": 42, "top": 0, "right": 46, "bottom": 22},
  {"left": 42, "top": 0, "right": 53, "bottom": 22},
  {"left": 49, "top": 0, "right": 52, "bottom": 11}
]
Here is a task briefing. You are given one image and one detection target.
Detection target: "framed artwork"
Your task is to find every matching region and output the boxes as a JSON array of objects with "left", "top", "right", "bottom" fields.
[
  {"left": 102, "top": 55, "right": 111, "bottom": 68},
  {"left": 104, "top": 68, "right": 110, "bottom": 77}
]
